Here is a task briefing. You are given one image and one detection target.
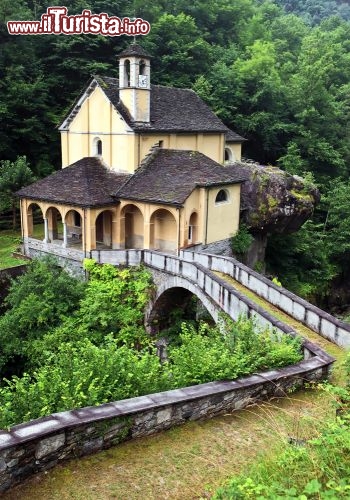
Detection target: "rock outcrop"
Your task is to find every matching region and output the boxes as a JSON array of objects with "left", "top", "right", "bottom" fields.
[
  {"left": 235, "top": 161, "right": 320, "bottom": 232},
  {"left": 231, "top": 161, "right": 320, "bottom": 267}
]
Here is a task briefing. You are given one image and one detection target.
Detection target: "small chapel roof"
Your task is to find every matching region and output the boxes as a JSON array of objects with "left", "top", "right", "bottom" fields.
[
  {"left": 226, "top": 129, "right": 246, "bottom": 142},
  {"left": 116, "top": 149, "right": 247, "bottom": 206},
  {"left": 17, "top": 157, "right": 131, "bottom": 207},
  {"left": 60, "top": 76, "right": 240, "bottom": 136},
  {"left": 18, "top": 150, "right": 247, "bottom": 208},
  {"left": 118, "top": 43, "right": 152, "bottom": 59}
]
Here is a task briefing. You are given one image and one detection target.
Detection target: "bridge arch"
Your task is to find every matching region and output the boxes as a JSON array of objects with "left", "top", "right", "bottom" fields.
[{"left": 146, "top": 275, "right": 221, "bottom": 332}]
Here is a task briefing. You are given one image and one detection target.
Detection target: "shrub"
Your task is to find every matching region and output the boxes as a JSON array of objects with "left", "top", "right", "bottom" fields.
[
  {"left": 0, "top": 316, "right": 302, "bottom": 429},
  {"left": 231, "top": 224, "right": 254, "bottom": 256}
]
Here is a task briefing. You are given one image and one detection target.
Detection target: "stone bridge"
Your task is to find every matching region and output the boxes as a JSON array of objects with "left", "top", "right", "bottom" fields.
[{"left": 24, "top": 238, "right": 350, "bottom": 348}]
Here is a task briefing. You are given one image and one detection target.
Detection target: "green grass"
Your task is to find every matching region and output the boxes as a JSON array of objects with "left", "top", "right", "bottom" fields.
[
  {"left": 0, "top": 225, "right": 45, "bottom": 270},
  {"left": 0, "top": 229, "right": 27, "bottom": 269}
]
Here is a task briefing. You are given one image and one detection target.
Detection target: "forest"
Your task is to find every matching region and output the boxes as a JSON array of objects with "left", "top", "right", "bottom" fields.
[{"left": 0, "top": 0, "right": 350, "bottom": 310}]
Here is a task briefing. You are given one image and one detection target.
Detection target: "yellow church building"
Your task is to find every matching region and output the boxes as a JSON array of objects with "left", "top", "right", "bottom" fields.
[{"left": 18, "top": 43, "right": 246, "bottom": 257}]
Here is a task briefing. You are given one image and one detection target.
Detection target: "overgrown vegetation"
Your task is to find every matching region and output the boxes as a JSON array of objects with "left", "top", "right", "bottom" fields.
[
  {"left": 231, "top": 224, "right": 254, "bottom": 257},
  {"left": 214, "top": 355, "right": 350, "bottom": 499},
  {"left": 0, "top": 258, "right": 302, "bottom": 428}
]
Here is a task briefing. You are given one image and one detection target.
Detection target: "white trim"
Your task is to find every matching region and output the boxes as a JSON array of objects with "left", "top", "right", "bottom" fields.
[{"left": 59, "top": 79, "right": 134, "bottom": 133}]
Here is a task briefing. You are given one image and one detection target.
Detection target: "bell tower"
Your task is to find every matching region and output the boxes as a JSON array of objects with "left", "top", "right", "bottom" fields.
[{"left": 118, "top": 43, "right": 151, "bottom": 123}]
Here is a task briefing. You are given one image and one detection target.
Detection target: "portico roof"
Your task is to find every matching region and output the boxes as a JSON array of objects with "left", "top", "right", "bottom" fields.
[{"left": 17, "top": 157, "right": 131, "bottom": 207}]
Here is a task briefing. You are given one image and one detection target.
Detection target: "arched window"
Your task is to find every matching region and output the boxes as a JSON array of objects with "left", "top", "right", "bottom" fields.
[
  {"left": 74, "top": 211, "right": 81, "bottom": 227},
  {"left": 124, "top": 59, "right": 130, "bottom": 87},
  {"left": 225, "top": 147, "right": 235, "bottom": 163},
  {"left": 215, "top": 189, "right": 229, "bottom": 204},
  {"left": 139, "top": 60, "right": 146, "bottom": 75},
  {"left": 93, "top": 137, "right": 102, "bottom": 156}
]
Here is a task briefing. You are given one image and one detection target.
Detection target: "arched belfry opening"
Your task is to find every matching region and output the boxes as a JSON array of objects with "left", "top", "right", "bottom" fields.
[
  {"left": 139, "top": 60, "right": 146, "bottom": 75},
  {"left": 124, "top": 59, "right": 130, "bottom": 87},
  {"left": 118, "top": 43, "right": 151, "bottom": 122}
]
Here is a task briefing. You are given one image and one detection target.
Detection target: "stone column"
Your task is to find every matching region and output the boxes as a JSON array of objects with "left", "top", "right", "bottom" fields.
[
  {"left": 111, "top": 215, "right": 119, "bottom": 249},
  {"left": 43, "top": 218, "right": 50, "bottom": 243},
  {"left": 143, "top": 219, "right": 151, "bottom": 249},
  {"left": 62, "top": 222, "right": 68, "bottom": 248}
]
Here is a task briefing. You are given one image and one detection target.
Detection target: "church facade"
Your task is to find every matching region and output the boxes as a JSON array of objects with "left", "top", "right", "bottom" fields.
[{"left": 18, "top": 43, "right": 246, "bottom": 257}]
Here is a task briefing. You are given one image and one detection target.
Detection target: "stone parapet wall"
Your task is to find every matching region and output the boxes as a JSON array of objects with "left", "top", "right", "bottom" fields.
[
  {"left": 0, "top": 355, "right": 333, "bottom": 493},
  {"left": 90, "top": 249, "right": 143, "bottom": 266},
  {"left": 181, "top": 250, "right": 350, "bottom": 349},
  {"left": 24, "top": 238, "right": 84, "bottom": 276}
]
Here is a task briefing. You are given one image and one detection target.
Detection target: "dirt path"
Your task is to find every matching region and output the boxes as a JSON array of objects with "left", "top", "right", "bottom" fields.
[{"left": 3, "top": 275, "right": 347, "bottom": 500}]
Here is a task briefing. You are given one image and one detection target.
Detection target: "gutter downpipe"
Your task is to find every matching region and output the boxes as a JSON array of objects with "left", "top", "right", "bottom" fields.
[{"left": 205, "top": 188, "right": 209, "bottom": 245}]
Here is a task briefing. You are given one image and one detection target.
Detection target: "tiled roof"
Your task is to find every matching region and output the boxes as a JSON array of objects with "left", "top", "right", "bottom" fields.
[
  {"left": 61, "top": 75, "right": 243, "bottom": 136},
  {"left": 17, "top": 157, "right": 131, "bottom": 207},
  {"left": 118, "top": 43, "right": 151, "bottom": 59},
  {"left": 116, "top": 149, "right": 247, "bottom": 205},
  {"left": 226, "top": 129, "right": 246, "bottom": 142}
]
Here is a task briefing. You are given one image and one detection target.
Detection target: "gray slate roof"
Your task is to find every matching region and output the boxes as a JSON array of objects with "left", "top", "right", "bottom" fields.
[
  {"left": 226, "top": 129, "right": 246, "bottom": 142},
  {"left": 116, "top": 149, "right": 246, "bottom": 206},
  {"left": 17, "top": 157, "right": 131, "bottom": 207},
  {"left": 118, "top": 43, "right": 151, "bottom": 59},
  {"left": 18, "top": 151, "right": 247, "bottom": 208},
  {"left": 61, "top": 75, "right": 242, "bottom": 136}
]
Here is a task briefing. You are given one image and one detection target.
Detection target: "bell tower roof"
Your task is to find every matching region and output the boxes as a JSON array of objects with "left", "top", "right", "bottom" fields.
[{"left": 118, "top": 43, "right": 151, "bottom": 59}]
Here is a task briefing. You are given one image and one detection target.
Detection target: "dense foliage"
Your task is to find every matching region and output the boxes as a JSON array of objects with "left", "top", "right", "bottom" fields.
[
  {"left": 275, "top": 0, "right": 350, "bottom": 24},
  {"left": 0, "top": 259, "right": 302, "bottom": 428},
  {"left": 214, "top": 354, "right": 350, "bottom": 499},
  {"left": 0, "top": 258, "right": 86, "bottom": 376},
  {"left": 1, "top": 0, "right": 349, "bottom": 302}
]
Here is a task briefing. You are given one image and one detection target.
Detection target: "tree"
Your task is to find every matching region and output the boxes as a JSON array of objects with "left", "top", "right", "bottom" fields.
[
  {"left": 0, "top": 156, "right": 35, "bottom": 228},
  {"left": 0, "top": 257, "right": 85, "bottom": 376}
]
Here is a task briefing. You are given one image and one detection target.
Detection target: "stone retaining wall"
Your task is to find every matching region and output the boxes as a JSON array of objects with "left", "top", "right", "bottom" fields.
[
  {"left": 23, "top": 238, "right": 84, "bottom": 276},
  {"left": 0, "top": 352, "right": 333, "bottom": 493},
  {"left": 181, "top": 250, "right": 350, "bottom": 349}
]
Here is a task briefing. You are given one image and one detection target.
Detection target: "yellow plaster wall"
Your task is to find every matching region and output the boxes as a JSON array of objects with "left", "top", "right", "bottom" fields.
[
  {"left": 119, "top": 88, "right": 150, "bottom": 123},
  {"left": 206, "top": 184, "right": 241, "bottom": 244},
  {"left": 201, "top": 134, "right": 226, "bottom": 163},
  {"left": 138, "top": 133, "right": 226, "bottom": 166},
  {"left": 61, "top": 85, "right": 136, "bottom": 172},
  {"left": 226, "top": 143, "right": 242, "bottom": 162}
]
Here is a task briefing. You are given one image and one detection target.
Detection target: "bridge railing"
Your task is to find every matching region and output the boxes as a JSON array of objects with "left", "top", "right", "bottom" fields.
[
  {"left": 180, "top": 250, "right": 350, "bottom": 349},
  {"left": 143, "top": 250, "right": 333, "bottom": 364}
]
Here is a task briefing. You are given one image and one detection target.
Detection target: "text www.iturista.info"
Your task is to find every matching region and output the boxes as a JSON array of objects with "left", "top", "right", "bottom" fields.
[{"left": 7, "top": 7, "right": 151, "bottom": 36}]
